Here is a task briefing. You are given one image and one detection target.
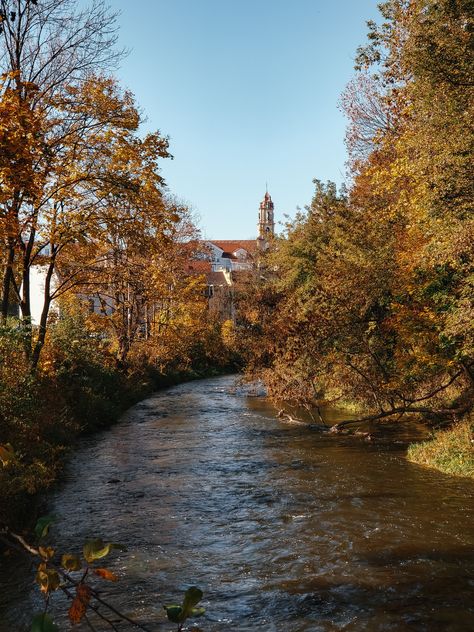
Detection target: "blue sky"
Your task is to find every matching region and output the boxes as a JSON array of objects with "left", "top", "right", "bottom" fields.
[{"left": 110, "top": 0, "right": 381, "bottom": 239}]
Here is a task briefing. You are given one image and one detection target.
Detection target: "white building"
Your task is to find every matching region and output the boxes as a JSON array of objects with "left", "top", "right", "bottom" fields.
[{"left": 187, "top": 191, "right": 276, "bottom": 320}]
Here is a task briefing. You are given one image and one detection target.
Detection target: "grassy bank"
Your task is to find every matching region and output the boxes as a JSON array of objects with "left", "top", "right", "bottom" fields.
[{"left": 407, "top": 418, "right": 474, "bottom": 479}]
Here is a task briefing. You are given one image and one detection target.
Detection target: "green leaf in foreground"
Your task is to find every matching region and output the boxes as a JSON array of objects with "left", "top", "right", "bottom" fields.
[
  {"left": 182, "top": 586, "right": 204, "bottom": 617},
  {"left": 31, "top": 613, "right": 58, "bottom": 632},
  {"left": 83, "top": 538, "right": 125, "bottom": 563},
  {"left": 163, "top": 604, "right": 183, "bottom": 623},
  {"left": 164, "top": 586, "right": 205, "bottom": 624},
  {"left": 34, "top": 516, "right": 55, "bottom": 540}
]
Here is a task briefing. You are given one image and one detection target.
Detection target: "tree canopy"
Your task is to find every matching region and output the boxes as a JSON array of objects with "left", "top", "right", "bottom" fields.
[{"left": 239, "top": 0, "right": 473, "bottom": 425}]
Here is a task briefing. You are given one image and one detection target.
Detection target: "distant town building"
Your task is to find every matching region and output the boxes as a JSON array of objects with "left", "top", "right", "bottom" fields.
[
  {"left": 28, "top": 192, "right": 276, "bottom": 324},
  {"left": 257, "top": 190, "right": 275, "bottom": 248},
  {"left": 188, "top": 191, "right": 276, "bottom": 320}
]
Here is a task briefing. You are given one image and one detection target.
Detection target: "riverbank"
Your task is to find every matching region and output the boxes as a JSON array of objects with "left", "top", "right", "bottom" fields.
[
  {"left": 1, "top": 365, "right": 233, "bottom": 530},
  {"left": 0, "top": 317, "right": 236, "bottom": 529},
  {"left": 3, "top": 374, "right": 474, "bottom": 632},
  {"left": 407, "top": 417, "right": 474, "bottom": 479}
]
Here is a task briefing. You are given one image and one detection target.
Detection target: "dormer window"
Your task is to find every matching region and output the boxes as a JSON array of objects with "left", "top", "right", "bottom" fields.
[{"left": 233, "top": 248, "right": 248, "bottom": 260}]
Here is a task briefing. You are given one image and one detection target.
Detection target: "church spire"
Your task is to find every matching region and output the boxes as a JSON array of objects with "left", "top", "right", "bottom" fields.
[{"left": 257, "top": 189, "right": 275, "bottom": 247}]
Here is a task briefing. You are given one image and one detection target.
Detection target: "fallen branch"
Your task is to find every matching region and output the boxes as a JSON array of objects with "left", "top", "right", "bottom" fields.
[{"left": 330, "top": 400, "right": 472, "bottom": 432}]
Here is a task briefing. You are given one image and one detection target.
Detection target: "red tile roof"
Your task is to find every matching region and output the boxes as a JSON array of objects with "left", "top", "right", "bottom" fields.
[
  {"left": 185, "top": 260, "right": 212, "bottom": 274},
  {"left": 209, "top": 240, "right": 257, "bottom": 258}
]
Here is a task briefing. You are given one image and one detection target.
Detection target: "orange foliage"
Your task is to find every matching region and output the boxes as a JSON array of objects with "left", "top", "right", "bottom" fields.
[{"left": 68, "top": 584, "right": 92, "bottom": 624}]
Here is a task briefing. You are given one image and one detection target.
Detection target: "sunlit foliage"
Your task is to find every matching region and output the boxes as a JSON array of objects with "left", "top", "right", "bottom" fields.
[{"left": 240, "top": 0, "right": 473, "bottom": 426}]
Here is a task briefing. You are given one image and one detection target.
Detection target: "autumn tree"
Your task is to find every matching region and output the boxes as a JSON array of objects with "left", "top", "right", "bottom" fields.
[
  {"left": 113, "top": 207, "right": 217, "bottom": 372},
  {"left": 0, "top": 2, "right": 175, "bottom": 369},
  {"left": 240, "top": 0, "right": 473, "bottom": 426},
  {"left": 339, "top": 71, "right": 394, "bottom": 165},
  {"left": 0, "top": 71, "right": 44, "bottom": 317},
  {"left": 352, "top": 0, "right": 474, "bottom": 418},
  {"left": 0, "top": 0, "right": 122, "bottom": 324}
]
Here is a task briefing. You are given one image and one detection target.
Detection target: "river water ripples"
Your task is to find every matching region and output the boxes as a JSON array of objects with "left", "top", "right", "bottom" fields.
[{"left": 1, "top": 375, "right": 474, "bottom": 631}]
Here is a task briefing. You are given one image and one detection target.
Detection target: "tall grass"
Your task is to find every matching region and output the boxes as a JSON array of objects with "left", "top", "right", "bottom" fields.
[{"left": 407, "top": 418, "right": 474, "bottom": 478}]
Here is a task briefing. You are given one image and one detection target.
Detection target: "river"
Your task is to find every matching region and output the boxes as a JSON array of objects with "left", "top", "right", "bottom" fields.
[{"left": 1, "top": 375, "right": 474, "bottom": 631}]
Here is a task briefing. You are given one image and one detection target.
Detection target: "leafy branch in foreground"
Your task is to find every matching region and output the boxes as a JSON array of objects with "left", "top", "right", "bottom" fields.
[
  {"left": 0, "top": 513, "right": 206, "bottom": 631},
  {"left": 164, "top": 587, "right": 206, "bottom": 632}
]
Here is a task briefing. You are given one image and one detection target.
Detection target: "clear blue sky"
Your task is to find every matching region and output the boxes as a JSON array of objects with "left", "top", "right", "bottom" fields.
[{"left": 110, "top": 0, "right": 381, "bottom": 239}]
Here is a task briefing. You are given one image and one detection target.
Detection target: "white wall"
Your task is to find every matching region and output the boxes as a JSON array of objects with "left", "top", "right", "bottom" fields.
[{"left": 29, "top": 265, "right": 59, "bottom": 325}]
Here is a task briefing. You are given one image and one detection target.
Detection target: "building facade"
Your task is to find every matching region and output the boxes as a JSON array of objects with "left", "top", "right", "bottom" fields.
[{"left": 195, "top": 191, "right": 276, "bottom": 320}]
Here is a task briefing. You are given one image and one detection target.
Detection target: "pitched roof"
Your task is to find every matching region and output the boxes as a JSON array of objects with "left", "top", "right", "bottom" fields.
[
  {"left": 208, "top": 240, "right": 257, "bottom": 258},
  {"left": 208, "top": 270, "right": 231, "bottom": 286},
  {"left": 185, "top": 260, "right": 212, "bottom": 274}
]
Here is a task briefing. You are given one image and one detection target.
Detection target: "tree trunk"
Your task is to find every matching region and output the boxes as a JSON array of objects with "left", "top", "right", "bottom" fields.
[
  {"left": 19, "top": 227, "right": 36, "bottom": 321},
  {"left": 19, "top": 228, "right": 37, "bottom": 356},
  {"left": 1, "top": 244, "right": 15, "bottom": 321},
  {"left": 330, "top": 397, "right": 474, "bottom": 431},
  {"left": 30, "top": 251, "right": 56, "bottom": 370}
]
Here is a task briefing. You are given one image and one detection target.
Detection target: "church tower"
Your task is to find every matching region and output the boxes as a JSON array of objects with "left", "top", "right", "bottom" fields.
[{"left": 257, "top": 190, "right": 275, "bottom": 247}]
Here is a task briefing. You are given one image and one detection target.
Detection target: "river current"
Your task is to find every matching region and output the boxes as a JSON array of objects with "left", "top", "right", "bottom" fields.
[{"left": 1, "top": 375, "right": 474, "bottom": 631}]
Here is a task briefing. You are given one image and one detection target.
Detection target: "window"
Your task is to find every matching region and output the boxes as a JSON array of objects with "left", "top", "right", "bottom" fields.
[{"left": 204, "top": 285, "right": 214, "bottom": 298}]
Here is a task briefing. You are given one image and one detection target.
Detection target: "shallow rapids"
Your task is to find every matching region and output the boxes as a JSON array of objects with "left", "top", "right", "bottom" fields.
[{"left": 1, "top": 375, "right": 473, "bottom": 631}]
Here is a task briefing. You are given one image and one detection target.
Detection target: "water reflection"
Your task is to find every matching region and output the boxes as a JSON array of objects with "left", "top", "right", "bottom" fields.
[{"left": 1, "top": 375, "right": 473, "bottom": 631}]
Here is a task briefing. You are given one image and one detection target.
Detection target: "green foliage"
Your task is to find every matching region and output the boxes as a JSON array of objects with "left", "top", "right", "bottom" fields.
[
  {"left": 35, "top": 515, "right": 55, "bottom": 539},
  {"left": 46, "top": 312, "right": 125, "bottom": 430},
  {"left": 164, "top": 605, "right": 184, "bottom": 623},
  {"left": 30, "top": 614, "right": 58, "bottom": 632},
  {"left": 83, "top": 538, "right": 125, "bottom": 563},
  {"left": 0, "top": 322, "right": 38, "bottom": 434},
  {"left": 164, "top": 586, "right": 206, "bottom": 628}
]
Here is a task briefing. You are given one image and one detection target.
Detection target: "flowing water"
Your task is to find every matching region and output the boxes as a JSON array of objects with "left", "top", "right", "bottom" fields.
[{"left": 1, "top": 375, "right": 474, "bottom": 631}]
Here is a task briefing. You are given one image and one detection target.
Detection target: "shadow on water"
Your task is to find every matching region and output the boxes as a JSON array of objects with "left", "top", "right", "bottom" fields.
[{"left": 1, "top": 375, "right": 473, "bottom": 631}]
